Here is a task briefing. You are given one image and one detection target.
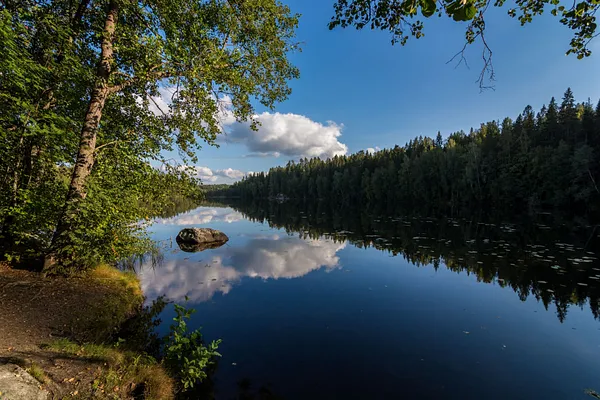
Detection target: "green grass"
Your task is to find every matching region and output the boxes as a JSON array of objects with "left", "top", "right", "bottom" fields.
[
  {"left": 27, "top": 362, "right": 47, "bottom": 384},
  {"left": 89, "top": 264, "right": 143, "bottom": 298},
  {"left": 67, "top": 264, "right": 145, "bottom": 343},
  {"left": 43, "top": 338, "right": 125, "bottom": 365},
  {"left": 43, "top": 266, "right": 174, "bottom": 399},
  {"left": 44, "top": 339, "right": 174, "bottom": 400}
]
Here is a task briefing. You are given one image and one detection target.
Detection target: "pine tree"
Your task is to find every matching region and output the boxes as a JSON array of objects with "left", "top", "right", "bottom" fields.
[
  {"left": 436, "top": 132, "right": 443, "bottom": 148},
  {"left": 543, "top": 97, "right": 559, "bottom": 146},
  {"left": 225, "top": 89, "right": 600, "bottom": 219},
  {"left": 559, "top": 88, "right": 579, "bottom": 144}
]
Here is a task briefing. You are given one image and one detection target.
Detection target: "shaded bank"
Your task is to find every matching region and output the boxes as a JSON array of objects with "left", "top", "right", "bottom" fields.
[{"left": 0, "top": 263, "right": 174, "bottom": 399}]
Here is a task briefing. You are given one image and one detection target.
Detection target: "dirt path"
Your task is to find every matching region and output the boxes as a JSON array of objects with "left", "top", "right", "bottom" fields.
[{"left": 0, "top": 263, "right": 141, "bottom": 399}]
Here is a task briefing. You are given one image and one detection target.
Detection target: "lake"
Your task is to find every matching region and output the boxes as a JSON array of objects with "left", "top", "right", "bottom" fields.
[{"left": 139, "top": 202, "right": 600, "bottom": 399}]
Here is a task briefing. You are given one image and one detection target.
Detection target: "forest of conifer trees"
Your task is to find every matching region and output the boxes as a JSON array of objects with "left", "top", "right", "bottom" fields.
[{"left": 214, "top": 89, "right": 600, "bottom": 220}]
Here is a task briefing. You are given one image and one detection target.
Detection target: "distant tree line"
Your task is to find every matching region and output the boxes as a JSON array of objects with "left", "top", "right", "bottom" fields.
[
  {"left": 215, "top": 89, "right": 600, "bottom": 220},
  {"left": 202, "top": 184, "right": 233, "bottom": 197}
]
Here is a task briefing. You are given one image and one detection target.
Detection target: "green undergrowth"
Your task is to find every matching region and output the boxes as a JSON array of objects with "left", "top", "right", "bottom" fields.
[
  {"left": 70, "top": 264, "right": 145, "bottom": 343},
  {"left": 42, "top": 264, "right": 221, "bottom": 399},
  {"left": 164, "top": 303, "right": 222, "bottom": 391},
  {"left": 44, "top": 338, "right": 174, "bottom": 400},
  {"left": 27, "top": 362, "right": 48, "bottom": 384}
]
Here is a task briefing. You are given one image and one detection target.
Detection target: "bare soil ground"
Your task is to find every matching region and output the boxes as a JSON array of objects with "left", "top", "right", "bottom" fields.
[{"left": 0, "top": 263, "right": 138, "bottom": 399}]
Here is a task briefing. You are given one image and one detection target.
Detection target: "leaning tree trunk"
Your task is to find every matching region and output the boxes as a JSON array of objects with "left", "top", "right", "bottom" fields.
[{"left": 44, "top": 1, "right": 118, "bottom": 273}]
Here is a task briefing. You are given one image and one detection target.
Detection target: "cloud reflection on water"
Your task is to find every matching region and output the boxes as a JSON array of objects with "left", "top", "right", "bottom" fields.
[
  {"left": 155, "top": 207, "right": 244, "bottom": 226},
  {"left": 140, "top": 234, "right": 346, "bottom": 303}
]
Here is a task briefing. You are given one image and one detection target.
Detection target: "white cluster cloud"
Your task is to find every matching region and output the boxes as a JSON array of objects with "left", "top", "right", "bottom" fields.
[
  {"left": 171, "top": 165, "right": 248, "bottom": 183},
  {"left": 193, "top": 166, "right": 218, "bottom": 182},
  {"left": 225, "top": 112, "right": 348, "bottom": 159},
  {"left": 216, "top": 167, "right": 245, "bottom": 180},
  {"left": 145, "top": 89, "right": 350, "bottom": 160},
  {"left": 366, "top": 146, "right": 381, "bottom": 154},
  {"left": 139, "top": 234, "right": 347, "bottom": 303}
]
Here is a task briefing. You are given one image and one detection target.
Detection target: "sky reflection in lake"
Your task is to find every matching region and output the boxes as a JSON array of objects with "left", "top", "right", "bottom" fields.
[
  {"left": 140, "top": 231, "right": 345, "bottom": 303},
  {"left": 140, "top": 205, "right": 600, "bottom": 400}
]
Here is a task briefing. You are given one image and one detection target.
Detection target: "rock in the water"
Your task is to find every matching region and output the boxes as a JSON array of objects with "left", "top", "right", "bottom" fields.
[
  {"left": 177, "top": 241, "right": 227, "bottom": 253},
  {"left": 0, "top": 364, "right": 49, "bottom": 400},
  {"left": 176, "top": 228, "right": 228, "bottom": 246}
]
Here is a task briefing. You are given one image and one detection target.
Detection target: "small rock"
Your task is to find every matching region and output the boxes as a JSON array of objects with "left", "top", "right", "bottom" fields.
[
  {"left": 176, "top": 228, "right": 229, "bottom": 253},
  {"left": 0, "top": 364, "right": 49, "bottom": 400}
]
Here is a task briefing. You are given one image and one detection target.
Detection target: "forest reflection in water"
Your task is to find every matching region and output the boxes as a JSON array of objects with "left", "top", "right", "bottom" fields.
[{"left": 195, "top": 199, "right": 600, "bottom": 324}]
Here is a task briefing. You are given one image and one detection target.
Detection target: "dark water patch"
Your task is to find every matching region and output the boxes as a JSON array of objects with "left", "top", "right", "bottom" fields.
[{"left": 138, "top": 203, "right": 600, "bottom": 400}]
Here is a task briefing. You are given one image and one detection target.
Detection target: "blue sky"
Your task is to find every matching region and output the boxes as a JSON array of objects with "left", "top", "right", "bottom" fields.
[{"left": 166, "top": 0, "right": 600, "bottom": 184}]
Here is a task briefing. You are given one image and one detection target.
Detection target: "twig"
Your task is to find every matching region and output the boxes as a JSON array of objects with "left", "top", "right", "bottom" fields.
[
  {"left": 447, "top": 41, "right": 471, "bottom": 70},
  {"left": 149, "top": 95, "right": 168, "bottom": 116},
  {"left": 28, "top": 287, "right": 44, "bottom": 304},
  {"left": 94, "top": 140, "right": 132, "bottom": 152},
  {"left": 588, "top": 169, "right": 600, "bottom": 194},
  {"left": 584, "top": 225, "right": 598, "bottom": 251}
]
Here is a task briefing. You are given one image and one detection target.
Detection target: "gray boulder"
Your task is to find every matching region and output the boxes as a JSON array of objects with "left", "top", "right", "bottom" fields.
[
  {"left": 176, "top": 228, "right": 228, "bottom": 253},
  {"left": 0, "top": 364, "right": 49, "bottom": 400}
]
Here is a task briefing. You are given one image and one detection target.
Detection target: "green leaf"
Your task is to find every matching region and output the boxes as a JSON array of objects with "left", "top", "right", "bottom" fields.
[
  {"left": 420, "top": 0, "right": 437, "bottom": 17},
  {"left": 464, "top": 5, "right": 477, "bottom": 19}
]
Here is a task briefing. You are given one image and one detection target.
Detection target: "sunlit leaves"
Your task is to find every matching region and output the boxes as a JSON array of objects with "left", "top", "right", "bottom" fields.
[
  {"left": 446, "top": 0, "right": 478, "bottom": 21},
  {"left": 164, "top": 303, "right": 221, "bottom": 390},
  {"left": 420, "top": 0, "right": 437, "bottom": 17},
  {"left": 1, "top": 0, "right": 300, "bottom": 270}
]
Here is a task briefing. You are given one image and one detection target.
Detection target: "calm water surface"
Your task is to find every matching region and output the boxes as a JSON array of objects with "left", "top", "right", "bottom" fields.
[{"left": 140, "top": 204, "right": 600, "bottom": 399}]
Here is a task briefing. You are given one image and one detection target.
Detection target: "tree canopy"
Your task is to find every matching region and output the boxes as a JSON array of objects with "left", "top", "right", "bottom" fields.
[{"left": 0, "top": 0, "right": 299, "bottom": 273}]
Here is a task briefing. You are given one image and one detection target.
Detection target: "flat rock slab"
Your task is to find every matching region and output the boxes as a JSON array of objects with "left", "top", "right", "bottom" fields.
[{"left": 0, "top": 364, "right": 48, "bottom": 400}]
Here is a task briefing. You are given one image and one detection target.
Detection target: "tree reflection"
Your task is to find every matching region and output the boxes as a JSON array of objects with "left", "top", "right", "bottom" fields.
[
  {"left": 218, "top": 199, "right": 600, "bottom": 323},
  {"left": 235, "top": 378, "right": 285, "bottom": 400},
  {"left": 177, "top": 375, "right": 285, "bottom": 400}
]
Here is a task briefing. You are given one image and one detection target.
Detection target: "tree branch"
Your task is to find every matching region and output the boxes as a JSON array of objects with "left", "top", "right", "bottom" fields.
[
  {"left": 94, "top": 139, "right": 133, "bottom": 152},
  {"left": 149, "top": 95, "right": 168, "bottom": 116},
  {"left": 589, "top": 169, "right": 600, "bottom": 194},
  {"left": 108, "top": 69, "right": 172, "bottom": 94}
]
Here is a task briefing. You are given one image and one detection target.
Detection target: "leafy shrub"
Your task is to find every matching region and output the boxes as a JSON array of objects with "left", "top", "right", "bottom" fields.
[{"left": 163, "top": 303, "right": 222, "bottom": 391}]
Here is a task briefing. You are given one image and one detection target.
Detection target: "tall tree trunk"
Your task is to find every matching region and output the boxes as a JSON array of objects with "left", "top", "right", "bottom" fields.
[
  {"left": 1, "top": 135, "right": 23, "bottom": 247},
  {"left": 44, "top": 1, "right": 118, "bottom": 273}
]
